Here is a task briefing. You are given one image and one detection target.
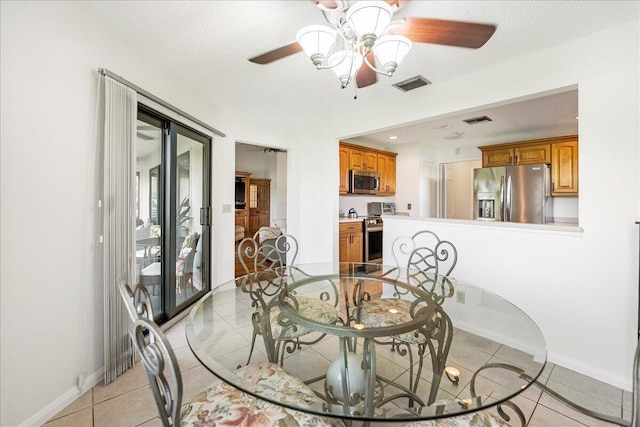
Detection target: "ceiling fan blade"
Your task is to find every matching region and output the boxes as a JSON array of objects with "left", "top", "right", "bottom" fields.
[
  {"left": 356, "top": 52, "right": 377, "bottom": 88},
  {"left": 385, "top": 0, "right": 411, "bottom": 11},
  {"left": 249, "top": 42, "right": 303, "bottom": 64},
  {"left": 310, "top": 0, "right": 339, "bottom": 10},
  {"left": 390, "top": 17, "right": 496, "bottom": 48}
]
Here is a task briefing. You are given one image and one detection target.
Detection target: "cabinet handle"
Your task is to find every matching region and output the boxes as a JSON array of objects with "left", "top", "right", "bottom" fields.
[{"left": 515, "top": 155, "right": 518, "bottom": 164}]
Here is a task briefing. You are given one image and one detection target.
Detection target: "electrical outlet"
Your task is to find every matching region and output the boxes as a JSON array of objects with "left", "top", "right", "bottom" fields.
[
  {"left": 456, "top": 290, "right": 466, "bottom": 304},
  {"left": 222, "top": 204, "right": 231, "bottom": 213},
  {"left": 407, "top": 203, "right": 412, "bottom": 210}
]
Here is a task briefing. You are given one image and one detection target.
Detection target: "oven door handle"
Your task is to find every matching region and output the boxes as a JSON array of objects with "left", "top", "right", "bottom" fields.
[{"left": 366, "top": 226, "right": 383, "bottom": 232}]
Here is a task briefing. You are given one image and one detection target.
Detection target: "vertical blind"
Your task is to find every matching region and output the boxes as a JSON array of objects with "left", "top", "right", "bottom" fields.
[{"left": 99, "top": 73, "right": 138, "bottom": 384}]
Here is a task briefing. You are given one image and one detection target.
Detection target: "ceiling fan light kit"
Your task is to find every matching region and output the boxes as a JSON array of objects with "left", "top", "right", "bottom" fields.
[
  {"left": 371, "top": 34, "right": 412, "bottom": 74},
  {"left": 296, "top": 25, "right": 337, "bottom": 66},
  {"left": 328, "top": 50, "right": 364, "bottom": 87},
  {"left": 345, "top": 0, "right": 393, "bottom": 47},
  {"left": 250, "top": 0, "right": 496, "bottom": 91},
  {"left": 296, "top": 0, "right": 412, "bottom": 88}
]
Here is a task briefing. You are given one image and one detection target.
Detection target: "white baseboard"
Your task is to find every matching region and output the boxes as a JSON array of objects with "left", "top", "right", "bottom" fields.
[
  {"left": 20, "top": 368, "right": 103, "bottom": 427},
  {"left": 547, "top": 351, "right": 632, "bottom": 392}
]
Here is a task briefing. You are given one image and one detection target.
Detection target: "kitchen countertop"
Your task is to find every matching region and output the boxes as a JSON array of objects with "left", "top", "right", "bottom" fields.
[{"left": 339, "top": 217, "right": 365, "bottom": 223}]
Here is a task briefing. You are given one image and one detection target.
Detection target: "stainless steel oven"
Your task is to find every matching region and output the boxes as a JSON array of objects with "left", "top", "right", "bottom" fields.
[{"left": 364, "top": 216, "right": 383, "bottom": 264}]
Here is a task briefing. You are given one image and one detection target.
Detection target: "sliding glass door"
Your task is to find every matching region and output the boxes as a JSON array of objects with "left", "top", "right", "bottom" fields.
[{"left": 135, "top": 106, "right": 211, "bottom": 323}]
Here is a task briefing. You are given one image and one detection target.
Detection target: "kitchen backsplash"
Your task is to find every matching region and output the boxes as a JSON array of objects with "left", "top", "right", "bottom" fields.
[{"left": 339, "top": 195, "right": 395, "bottom": 217}]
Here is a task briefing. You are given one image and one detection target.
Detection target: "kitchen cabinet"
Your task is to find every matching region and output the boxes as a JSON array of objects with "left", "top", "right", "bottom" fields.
[
  {"left": 349, "top": 148, "right": 377, "bottom": 172},
  {"left": 339, "top": 146, "right": 350, "bottom": 194},
  {"left": 339, "top": 142, "right": 397, "bottom": 195},
  {"left": 479, "top": 135, "right": 579, "bottom": 196},
  {"left": 377, "top": 152, "right": 397, "bottom": 195},
  {"left": 339, "top": 221, "right": 363, "bottom": 263},
  {"left": 551, "top": 139, "right": 578, "bottom": 196},
  {"left": 480, "top": 143, "right": 550, "bottom": 167},
  {"left": 248, "top": 178, "right": 270, "bottom": 235}
]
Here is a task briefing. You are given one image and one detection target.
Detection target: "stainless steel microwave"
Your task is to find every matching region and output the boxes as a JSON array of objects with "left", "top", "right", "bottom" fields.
[{"left": 349, "top": 170, "right": 380, "bottom": 194}]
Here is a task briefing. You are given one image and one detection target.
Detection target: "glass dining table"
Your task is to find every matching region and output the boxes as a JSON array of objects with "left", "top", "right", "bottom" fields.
[{"left": 185, "top": 262, "right": 546, "bottom": 425}]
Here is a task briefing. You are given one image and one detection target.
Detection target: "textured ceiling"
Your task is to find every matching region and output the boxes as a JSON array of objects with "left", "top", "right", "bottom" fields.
[{"left": 82, "top": 1, "right": 637, "bottom": 144}]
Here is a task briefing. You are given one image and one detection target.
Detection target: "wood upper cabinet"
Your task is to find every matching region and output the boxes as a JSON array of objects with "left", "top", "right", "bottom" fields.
[
  {"left": 482, "top": 147, "right": 514, "bottom": 167},
  {"left": 349, "top": 148, "right": 377, "bottom": 172},
  {"left": 339, "top": 146, "right": 350, "bottom": 194},
  {"left": 480, "top": 135, "right": 579, "bottom": 196},
  {"left": 339, "top": 222, "right": 363, "bottom": 263},
  {"left": 515, "top": 144, "right": 551, "bottom": 165},
  {"left": 377, "top": 152, "right": 397, "bottom": 195},
  {"left": 551, "top": 139, "right": 578, "bottom": 196},
  {"left": 481, "top": 143, "right": 550, "bottom": 167},
  {"left": 339, "top": 142, "right": 396, "bottom": 195}
]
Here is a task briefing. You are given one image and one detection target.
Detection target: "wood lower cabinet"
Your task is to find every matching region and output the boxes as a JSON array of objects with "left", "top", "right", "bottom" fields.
[
  {"left": 551, "top": 139, "right": 578, "bottom": 196},
  {"left": 339, "top": 222, "right": 363, "bottom": 263}
]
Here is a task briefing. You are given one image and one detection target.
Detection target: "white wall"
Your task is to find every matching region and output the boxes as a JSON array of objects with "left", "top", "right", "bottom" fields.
[
  {"left": 1, "top": 1, "right": 638, "bottom": 425},
  {"left": 324, "top": 21, "right": 640, "bottom": 389},
  {"left": 0, "top": 2, "right": 226, "bottom": 425}
]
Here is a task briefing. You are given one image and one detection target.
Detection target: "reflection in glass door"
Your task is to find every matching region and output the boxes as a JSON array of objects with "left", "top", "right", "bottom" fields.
[{"left": 135, "top": 107, "right": 210, "bottom": 323}]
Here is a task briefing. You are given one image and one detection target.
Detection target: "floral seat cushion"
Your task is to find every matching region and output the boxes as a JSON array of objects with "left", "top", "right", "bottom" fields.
[
  {"left": 181, "top": 362, "right": 340, "bottom": 427},
  {"left": 269, "top": 296, "right": 339, "bottom": 340},
  {"left": 235, "top": 362, "right": 318, "bottom": 406},
  {"left": 405, "top": 411, "right": 510, "bottom": 427},
  {"left": 359, "top": 298, "right": 433, "bottom": 344}
]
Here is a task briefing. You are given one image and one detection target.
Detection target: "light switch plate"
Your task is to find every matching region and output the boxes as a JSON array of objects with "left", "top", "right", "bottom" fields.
[{"left": 222, "top": 204, "right": 232, "bottom": 213}]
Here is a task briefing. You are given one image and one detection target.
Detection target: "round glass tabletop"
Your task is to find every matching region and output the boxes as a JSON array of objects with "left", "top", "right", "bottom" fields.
[{"left": 185, "top": 262, "right": 546, "bottom": 423}]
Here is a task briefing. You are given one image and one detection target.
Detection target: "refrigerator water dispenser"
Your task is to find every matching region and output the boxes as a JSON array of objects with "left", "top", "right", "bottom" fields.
[{"left": 477, "top": 196, "right": 495, "bottom": 219}]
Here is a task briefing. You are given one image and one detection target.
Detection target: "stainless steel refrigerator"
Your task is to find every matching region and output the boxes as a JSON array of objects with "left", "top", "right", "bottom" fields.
[{"left": 473, "top": 163, "right": 553, "bottom": 224}]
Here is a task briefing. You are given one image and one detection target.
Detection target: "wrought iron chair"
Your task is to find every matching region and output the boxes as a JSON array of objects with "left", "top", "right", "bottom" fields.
[
  {"left": 118, "top": 281, "right": 340, "bottom": 427},
  {"left": 409, "top": 339, "right": 640, "bottom": 427},
  {"left": 359, "top": 230, "right": 458, "bottom": 406},
  {"left": 237, "top": 231, "right": 340, "bottom": 365}
]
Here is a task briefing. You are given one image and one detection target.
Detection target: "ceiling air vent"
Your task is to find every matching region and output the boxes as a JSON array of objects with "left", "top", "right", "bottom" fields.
[
  {"left": 393, "top": 75, "right": 431, "bottom": 92},
  {"left": 463, "top": 115, "right": 493, "bottom": 125}
]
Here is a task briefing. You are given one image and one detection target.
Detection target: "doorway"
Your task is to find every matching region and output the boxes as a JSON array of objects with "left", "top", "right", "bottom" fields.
[
  {"left": 135, "top": 106, "right": 211, "bottom": 323},
  {"left": 234, "top": 143, "right": 287, "bottom": 274},
  {"left": 438, "top": 160, "right": 482, "bottom": 220}
]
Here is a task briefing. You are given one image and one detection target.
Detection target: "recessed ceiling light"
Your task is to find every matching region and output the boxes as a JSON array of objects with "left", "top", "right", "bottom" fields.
[{"left": 388, "top": 136, "right": 398, "bottom": 140}]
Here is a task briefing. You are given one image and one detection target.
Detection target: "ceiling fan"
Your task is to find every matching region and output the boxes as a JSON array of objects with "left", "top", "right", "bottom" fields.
[
  {"left": 248, "top": 0, "right": 496, "bottom": 89},
  {"left": 245, "top": 147, "right": 287, "bottom": 154}
]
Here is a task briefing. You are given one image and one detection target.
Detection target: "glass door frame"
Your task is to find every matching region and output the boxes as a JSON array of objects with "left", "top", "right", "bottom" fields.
[{"left": 138, "top": 104, "right": 211, "bottom": 324}]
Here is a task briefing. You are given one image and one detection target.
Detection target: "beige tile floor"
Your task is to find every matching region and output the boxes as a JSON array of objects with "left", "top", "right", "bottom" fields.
[{"left": 45, "top": 318, "right": 633, "bottom": 427}]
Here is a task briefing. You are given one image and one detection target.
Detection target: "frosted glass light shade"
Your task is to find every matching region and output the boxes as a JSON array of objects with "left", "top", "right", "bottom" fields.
[
  {"left": 328, "top": 50, "right": 363, "bottom": 87},
  {"left": 296, "top": 25, "right": 337, "bottom": 66},
  {"left": 346, "top": 1, "right": 393, "bottom": 43},
  {"left": 372, "top": 35, "right": 412, "bottom": 74}
]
